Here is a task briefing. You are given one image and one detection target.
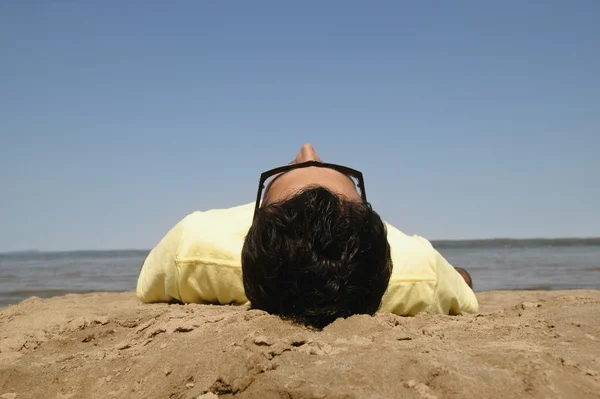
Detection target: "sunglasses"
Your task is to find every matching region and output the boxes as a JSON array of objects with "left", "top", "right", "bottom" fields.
[{"left": 253, "top": 161, "right": 367, "bottom": 216}]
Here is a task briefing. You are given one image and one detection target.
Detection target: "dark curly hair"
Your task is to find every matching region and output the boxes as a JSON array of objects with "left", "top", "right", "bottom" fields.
[{"left": 241, "top": 186, "right": 392, "bottom": 328}]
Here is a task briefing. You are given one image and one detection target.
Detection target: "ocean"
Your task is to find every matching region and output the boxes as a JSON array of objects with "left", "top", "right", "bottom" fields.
[{"left": 1, "top": 239, "right": 599, "bottom": 308}]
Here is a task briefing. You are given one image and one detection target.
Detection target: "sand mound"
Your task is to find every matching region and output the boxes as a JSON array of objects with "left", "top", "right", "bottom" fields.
[{"left": 1, "top": 290, "right": 599, "bottom": 398}]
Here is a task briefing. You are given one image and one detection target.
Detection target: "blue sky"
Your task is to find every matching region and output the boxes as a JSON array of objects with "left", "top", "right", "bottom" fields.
[{"left": 1, "top": 1, "right": 598, "bottom": 252}]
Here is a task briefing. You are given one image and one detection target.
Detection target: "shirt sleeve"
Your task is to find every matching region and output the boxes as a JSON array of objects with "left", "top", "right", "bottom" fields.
[
  {"left": 136, "top": 217, "right": 185, "bottom": 303},
  {"left": 432, "top": 249, "right": 479, "bottom": 314}
]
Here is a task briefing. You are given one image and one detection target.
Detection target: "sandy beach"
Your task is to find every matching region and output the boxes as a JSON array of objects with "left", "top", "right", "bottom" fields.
[{"left": 1, "top": 290, "right": 599, "bottom": 399}]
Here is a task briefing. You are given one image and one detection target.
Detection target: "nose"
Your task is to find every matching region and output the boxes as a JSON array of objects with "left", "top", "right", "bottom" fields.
[{"left": 294, "top": 143, "right": 321, "bottom": 163}]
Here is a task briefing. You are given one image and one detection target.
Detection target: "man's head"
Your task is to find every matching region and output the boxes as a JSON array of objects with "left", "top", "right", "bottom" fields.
[{"left": 241, "top": 144, "right": 392, "bottom": 328}]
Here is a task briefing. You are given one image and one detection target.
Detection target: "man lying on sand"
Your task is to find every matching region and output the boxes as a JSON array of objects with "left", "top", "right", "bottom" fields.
[{"left": 137, "top": 144, "right": 478, "bottom": 328}]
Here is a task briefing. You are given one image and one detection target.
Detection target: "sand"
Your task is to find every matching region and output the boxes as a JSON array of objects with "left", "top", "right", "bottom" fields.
[{"left": 1, "top": 290, "right": 599, "bottom": 399}]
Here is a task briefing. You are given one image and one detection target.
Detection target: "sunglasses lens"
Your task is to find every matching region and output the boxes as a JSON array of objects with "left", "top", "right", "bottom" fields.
[{"left": 349, "top": 176, "right": 363, "bottom": 196}]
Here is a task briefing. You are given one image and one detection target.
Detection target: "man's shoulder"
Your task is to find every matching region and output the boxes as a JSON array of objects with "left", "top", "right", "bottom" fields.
[
  {"left": 384, "top": 220, "right": 437, "bottom": 253},
  {"left": 384, "top": 221, "right": 439, "bottom": 280},
  {"left": 179, "top": 202, "right": 255, "bottom": 229},
  {"left": 172, "top": 202, "right": 255, "bottom": 256}
]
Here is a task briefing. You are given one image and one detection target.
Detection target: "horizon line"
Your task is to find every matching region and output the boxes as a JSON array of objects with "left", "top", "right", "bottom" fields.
[{"left": 2, "top": 236, "right": 600, "bottom": 255}]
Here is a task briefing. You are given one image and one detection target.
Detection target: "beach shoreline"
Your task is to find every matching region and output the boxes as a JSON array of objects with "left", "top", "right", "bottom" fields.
[{"left": 1, "top": 290, "right": 599, "bottom": 398}]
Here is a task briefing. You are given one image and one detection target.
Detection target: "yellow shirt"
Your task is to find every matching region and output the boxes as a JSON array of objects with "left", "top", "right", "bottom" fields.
[{"left": 137, "top": 202, "right": 479, "bottom": 315}]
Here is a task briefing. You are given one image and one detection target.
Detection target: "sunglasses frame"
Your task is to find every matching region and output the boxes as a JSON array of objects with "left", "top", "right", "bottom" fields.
[{"left": 253, "top": 161, "right": 367, "bottom": 216}]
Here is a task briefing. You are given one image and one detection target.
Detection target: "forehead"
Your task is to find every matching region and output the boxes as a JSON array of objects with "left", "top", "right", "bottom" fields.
[
  {"left": 267, "top": 166, "right": 356, "bottom": 186},
  {"left": 264, "top": 166, "right": 360, "bottom": 201},
  {"left": 255, "top": 163, "right": 366, "bottom": 213}
]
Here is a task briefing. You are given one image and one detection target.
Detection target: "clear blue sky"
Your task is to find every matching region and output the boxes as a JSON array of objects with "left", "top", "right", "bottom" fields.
[{"left": 1, "top": 1, "right": 598, "bottom": 252}]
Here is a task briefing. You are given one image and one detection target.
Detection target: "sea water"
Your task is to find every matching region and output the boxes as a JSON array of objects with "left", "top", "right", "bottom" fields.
[{"left": 1, "top": 239, "right": 599, "bottom": 307}]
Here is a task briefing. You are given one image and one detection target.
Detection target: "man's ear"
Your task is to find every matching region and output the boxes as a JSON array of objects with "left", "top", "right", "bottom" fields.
[{"left": 454, "top": 267, "right": 473, "bottom": 289}]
